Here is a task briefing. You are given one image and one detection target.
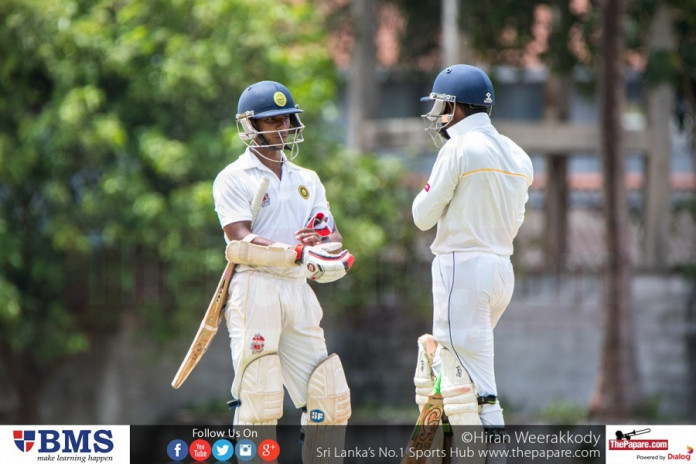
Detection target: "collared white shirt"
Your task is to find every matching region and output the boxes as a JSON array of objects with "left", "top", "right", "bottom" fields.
[
  {"left": 412, "top": 113, "right": 534, "bottom": 256},
  {"left": 213, "top": 148, "right": 331, "bottom": 276}
]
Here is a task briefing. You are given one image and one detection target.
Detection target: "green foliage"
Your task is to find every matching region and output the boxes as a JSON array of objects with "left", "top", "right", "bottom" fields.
[
  {"left": 310, "top": 148, "right": 426, "bottom": 317},
  {"left": 385, "top": 0, "right": 441, "bottom": 67},
  {"left": 0, "top": 0, "right": 335, "bottom": 372},
  {"left": 461, "top": 0, "right": 538, "bottom": 67}
]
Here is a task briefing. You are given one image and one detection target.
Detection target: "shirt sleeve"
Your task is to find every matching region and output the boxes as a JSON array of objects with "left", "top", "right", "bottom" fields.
[
  {"left": 212, "top": 169, "right": 254, "bottom": 228},
  {"left": 308, "top": 173, "right": 333, "bottom": 225},
  {"left": 412, "top": 143, "right": 463, "bottom": 231}
]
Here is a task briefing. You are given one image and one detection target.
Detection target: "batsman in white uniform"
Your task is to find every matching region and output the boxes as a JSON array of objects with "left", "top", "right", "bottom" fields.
[
  {"left": 412, "top": 65, "right": 533, "bottom": 429},
  {"left": 212, "top": 80, "right": 353, "bottom": 460}
]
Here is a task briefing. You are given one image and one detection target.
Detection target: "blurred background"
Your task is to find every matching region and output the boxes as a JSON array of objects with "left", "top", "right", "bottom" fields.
[{"left": 0, "top": 0, "right": 694, "bottom": 427}]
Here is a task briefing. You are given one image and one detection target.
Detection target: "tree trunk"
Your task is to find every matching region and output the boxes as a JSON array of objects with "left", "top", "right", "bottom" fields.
[
  {"left": 441, "top": 0, "right": 459, "bottom": 66},
  {"left": 0, "top": 348, "right": 47, "bottom": 423},
  {"left": 682, "top": 64, "right": 696, "bottom": 199},
  {"left": 347, "top": 0, "right": 377, "bottom": 152},
  {"left": 589, "top": 0, "right": 642, "bottom": 420},
  {"left": 543, "top": 75, "right": 572, "bottom": 273},
  {"left": 687, "top": 282, "right": 696, "bottom": 422},
  {"left": 643, "top": 4, "right": 674, "bottom": 271}
]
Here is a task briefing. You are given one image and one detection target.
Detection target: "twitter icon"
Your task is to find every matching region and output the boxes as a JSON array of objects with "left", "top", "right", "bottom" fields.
[{"left": 212, "top": 439, "right": 234, "bottom": 461}]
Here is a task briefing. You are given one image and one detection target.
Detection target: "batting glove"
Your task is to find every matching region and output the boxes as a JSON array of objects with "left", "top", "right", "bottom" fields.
[{"left": 294, "top": 243, "right": 354, "bottom": 283}]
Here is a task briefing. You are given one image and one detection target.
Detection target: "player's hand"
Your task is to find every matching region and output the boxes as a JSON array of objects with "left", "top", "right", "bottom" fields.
[
  {"left": 295, "top": 243, "right": 354, "bottom": 283},
  {"left": 295, "top": 227, "right": 322, "bottom": 246},
  {"left": 306, "top": 212, "right": 333, "bottom": 237}
]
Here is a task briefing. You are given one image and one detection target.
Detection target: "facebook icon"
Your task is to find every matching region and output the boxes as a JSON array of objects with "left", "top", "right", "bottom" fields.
[{"left": 167, "top": 439, "right": 189, "bottom": 461}]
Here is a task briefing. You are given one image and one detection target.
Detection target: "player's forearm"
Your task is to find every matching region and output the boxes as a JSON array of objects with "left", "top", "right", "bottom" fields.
[
  {"left": 325, "top": 226, "right": 342, "bottom": 244},
  {"left": 412, "top": 191, "right": 443, "bottom": 231},
  {"left": 223, "top": 221, "right": 276, "bottom": 247}
]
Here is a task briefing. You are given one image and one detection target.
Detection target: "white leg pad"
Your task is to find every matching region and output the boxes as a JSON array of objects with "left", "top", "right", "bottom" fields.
[
  {"left": 305, "top": 354, "right": 351, "bottom": 425},
  {"left": 480, "top": 401, "right": 505, "bottom": 427},
  {"left": 414, "top": 334, "right": 438, "bottom": 410},
  {"left": 439, "top": 348, "right": 482, "bottom": 426},
  {"left": 302, "top": 354, "right": 350, "bottom": 464},
  {"left": 236, "top": 354, "right": 285, "bottom": 425}
]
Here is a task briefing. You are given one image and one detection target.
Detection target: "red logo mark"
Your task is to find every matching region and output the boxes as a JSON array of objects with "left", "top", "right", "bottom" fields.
[
  {"left": 190, "top": 439, "right": 211, "bottom": 461},
  {"left": 13, "top": 430, "right": 35, "bottom": 452},
  {"left": 251, "top": 334, "right": 265, "bottom": 354},
  {"left": 259, "top": 439, "right": 281, "bottom": 461}
]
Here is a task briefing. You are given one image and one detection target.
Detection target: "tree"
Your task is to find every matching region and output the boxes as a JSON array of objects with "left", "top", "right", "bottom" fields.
[
  {"left": 0, "top": 0, "right": 336, "bottom": 423},
  {"left": 588, "top": 0, "right": 642, "bottom": 419}
]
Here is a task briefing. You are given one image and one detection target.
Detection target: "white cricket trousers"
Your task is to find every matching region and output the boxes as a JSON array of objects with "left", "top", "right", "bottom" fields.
[
  {"left": 225, "top": 270, "right": 328, "bottom": 408},
  {"left": 431, "top": 252, "right": 514, "bottom": 423}
]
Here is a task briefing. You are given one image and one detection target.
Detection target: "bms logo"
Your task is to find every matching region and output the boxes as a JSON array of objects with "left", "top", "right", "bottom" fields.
[
  {"left": 11, "top": 429, "right": 114, "bottom": 453},
  {"left": 13, "top": 430, "right": 36, "bottom": 452}
]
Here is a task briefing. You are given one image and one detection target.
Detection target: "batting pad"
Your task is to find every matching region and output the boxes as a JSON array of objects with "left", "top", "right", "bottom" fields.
[
  {"left": 439, "top": 348, "right": 482, "bottom": 426},
  {"left": 305, "top": 354, "right": 351, "bottom": 425},
  {"left": 414, "top": 334, "right": 438, "bottom": 411},
  {"left": 236, "top": 354, "right": 284, "bottom": 425}
]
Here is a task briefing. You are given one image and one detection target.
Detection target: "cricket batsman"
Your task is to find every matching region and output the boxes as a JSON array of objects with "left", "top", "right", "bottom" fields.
[
  {"left": 212, "top": 80, "right": 354, "bottom": 462},
  {"left": 412, "top": 64, "right": 534, "bottom": 430}
]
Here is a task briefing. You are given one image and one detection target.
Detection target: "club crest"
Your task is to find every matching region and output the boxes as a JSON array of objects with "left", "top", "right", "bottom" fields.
[
  {"left": 250, "top": 334, "right": 265, "bottom": 354},
  {"left": 273, "top": 91, "right": 287, "bottom": 107}
]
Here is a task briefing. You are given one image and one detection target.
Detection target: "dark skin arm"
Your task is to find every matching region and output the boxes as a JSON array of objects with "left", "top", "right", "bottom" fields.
[{"left": 223, "top": 221, "right": 343, "bottom": 248}]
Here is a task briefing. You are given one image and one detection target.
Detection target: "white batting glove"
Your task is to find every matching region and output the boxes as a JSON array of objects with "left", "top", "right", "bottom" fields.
[{"left": 296, "top": 243, "right": 354, "bottom": 283}]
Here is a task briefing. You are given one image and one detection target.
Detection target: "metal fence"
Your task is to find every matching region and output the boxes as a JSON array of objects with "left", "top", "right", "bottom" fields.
[{"left": 516, "top": 182, "right": 696, "bottom": 273}]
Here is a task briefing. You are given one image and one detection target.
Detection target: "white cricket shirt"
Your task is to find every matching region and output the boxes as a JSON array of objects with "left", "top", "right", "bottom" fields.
[
  {"left": 412, "top": 113, "right": 533, "bottom": 257},
  {"left": 213, "top": 149, "right": 331, "bottom": 276}
]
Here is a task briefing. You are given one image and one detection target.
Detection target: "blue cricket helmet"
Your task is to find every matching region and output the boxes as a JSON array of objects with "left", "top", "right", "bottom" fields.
[
  {"left": 235, "top": 80, "right": 305, "bottom": 159},
  {"left": 421, "top": 64, "right": 494, "bottom": 107},
  {"left": 237, "top": 80, "right": 303, "bottom": 119}
]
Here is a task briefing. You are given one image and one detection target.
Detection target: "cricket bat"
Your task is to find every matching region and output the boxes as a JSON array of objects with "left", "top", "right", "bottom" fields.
[
  {"left": 401, "top": 374, "right": 445, "bottom": 464},
  {"left": 171, "top": 177, "right": 269, "bottom": 389}
]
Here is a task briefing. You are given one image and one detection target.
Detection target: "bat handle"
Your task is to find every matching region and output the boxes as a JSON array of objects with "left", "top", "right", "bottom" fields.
[{"left": 434, "top": 373, "right": 442, "bottom": 395}]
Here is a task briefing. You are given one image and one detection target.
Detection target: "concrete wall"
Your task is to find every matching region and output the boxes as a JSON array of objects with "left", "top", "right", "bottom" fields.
[
  {"left": 0, "top": 274, "right": 692, "bottom": 425},
  {"left": 496, "top": 274, "right": 693, "bottom": 421}
]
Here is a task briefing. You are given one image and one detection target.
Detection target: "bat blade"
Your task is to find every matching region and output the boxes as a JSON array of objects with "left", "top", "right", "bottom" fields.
[
  {"left": 401, "top": 394, "right": 445, "bottom": 464},
  {"left": 171, "top": 177, "right": 270, "bottom": 389},
  {"left": 171, "top": 262, "right": 235, "bottom": 389}
]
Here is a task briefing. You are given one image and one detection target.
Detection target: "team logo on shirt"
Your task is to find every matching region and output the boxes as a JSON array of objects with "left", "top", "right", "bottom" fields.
[
  {"left": 424, "top": 183, "right": 431, "bottom": 192},
  {"left": 261, "top": 193, "right": 270, "bottom": 207},
  {"left": 298, "top": 185, "right": 309, "bottom": 199},
  {"left": 250, "top": 334, "right": 265, "bottom": 354}
]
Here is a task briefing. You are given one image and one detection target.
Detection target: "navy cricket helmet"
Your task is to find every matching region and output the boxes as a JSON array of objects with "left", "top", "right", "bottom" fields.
[
  {"left": 420, "top": 64, "right": 494, "bottom": 147},
  {"left": 236, "top": 81, "right": 305, "bottom": 158},
  {"left": 421, "top": 64, "right": 495, "bottom": 107},
  {"left": 237, "top": 80, "right": 303, "bottom": 119}
]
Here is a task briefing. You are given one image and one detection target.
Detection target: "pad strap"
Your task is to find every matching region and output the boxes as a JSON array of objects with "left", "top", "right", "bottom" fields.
[
  {"left": 242, "top": 233, "right": 258, "bottom": 243},
  {"left": 478, "top": 395, "right": 498, "bottom": 405}
]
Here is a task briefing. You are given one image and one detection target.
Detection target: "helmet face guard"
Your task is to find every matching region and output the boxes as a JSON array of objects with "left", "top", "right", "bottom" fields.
[
  {"left": 420, "top": 64, "right": 495, "bottom": 148},
  {"left": 421, "top": 92, "right": 457, "bottom": 148},
  {"left": 236, "top": 110, "right": 305, "bottom": 161},
  {"left": 236, "top": 81, "right": 305, "bottom": 161}
]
